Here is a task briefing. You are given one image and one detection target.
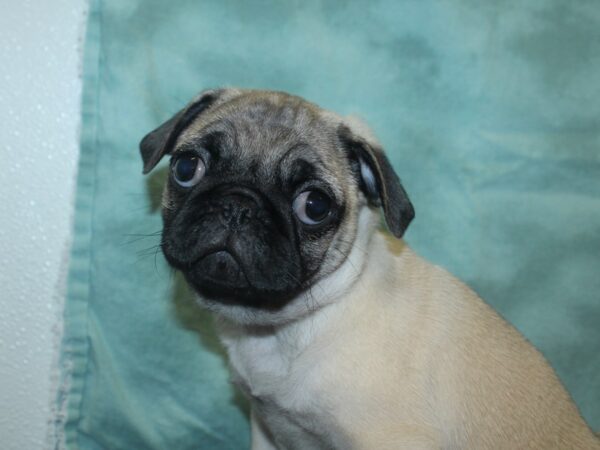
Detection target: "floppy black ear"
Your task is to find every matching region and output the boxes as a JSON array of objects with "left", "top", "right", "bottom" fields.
[
  {"left": 338, "top": 124, "right": 415, "bottom": 238},
  {"left": 139, "top": 90, "right": 221, "bottom": 174}
]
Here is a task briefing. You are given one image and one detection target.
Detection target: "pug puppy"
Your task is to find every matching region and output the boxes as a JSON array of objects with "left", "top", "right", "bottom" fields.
[{"left": 140, "top": 88, "right": 599, "bottom": 449}]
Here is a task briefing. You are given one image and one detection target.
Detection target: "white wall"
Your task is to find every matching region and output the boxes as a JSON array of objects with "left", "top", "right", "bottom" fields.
[{"left": 0, "top": 1, "right": 87, "bottom": 448}]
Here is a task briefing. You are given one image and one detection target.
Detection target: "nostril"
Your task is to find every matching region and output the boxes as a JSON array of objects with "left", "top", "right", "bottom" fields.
[
  {"left": 222, "top": 204, "right": 232, "bottom": 219},
  {"left": 238, "top": 208, "right": 251, "bottom": 225}
]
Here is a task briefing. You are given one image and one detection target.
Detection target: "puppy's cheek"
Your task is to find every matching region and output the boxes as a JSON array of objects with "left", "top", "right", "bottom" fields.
[
  {"left": 315, "top": 193, "right": 359, "bottom": 268},
  {"left": 300, "top": 238, "right": 334, "bottom": 276},
  {"left": 308, "top": 204, "right": 361, "bottom": 279},
  {"left": 160, "top": 190, "right": 183, "bottom": 224}
]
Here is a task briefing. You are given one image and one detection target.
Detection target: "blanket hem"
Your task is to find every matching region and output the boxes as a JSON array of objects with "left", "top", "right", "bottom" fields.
[{"left": 59, "top": 0, "right": 103, "bottom": 448}]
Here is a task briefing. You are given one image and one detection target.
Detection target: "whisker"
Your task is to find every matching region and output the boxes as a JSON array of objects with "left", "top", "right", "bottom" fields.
[
  {"left": 123, "top": 231, "right": 162, "bottom": 237},
  {"left": 132, "top": 243, "right": 158, "bottom": 253},
  {"left": 119, "top": 230, "right": 162, "bottom": 246}
]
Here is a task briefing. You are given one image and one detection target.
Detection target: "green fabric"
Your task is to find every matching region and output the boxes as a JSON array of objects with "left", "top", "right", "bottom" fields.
[{"left": 63, "top": 0, "right": 600, "bottom": 448}]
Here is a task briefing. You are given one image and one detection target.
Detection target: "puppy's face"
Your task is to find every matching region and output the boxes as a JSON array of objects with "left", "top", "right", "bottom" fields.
[{"left": 140, "top": 89, "right": 413, "bottom": 324}]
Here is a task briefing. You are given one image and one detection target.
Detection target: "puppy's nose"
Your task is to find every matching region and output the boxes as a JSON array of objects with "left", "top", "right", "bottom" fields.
[{"left": 220, "top": 195, "right": 256, "bottom": 229}]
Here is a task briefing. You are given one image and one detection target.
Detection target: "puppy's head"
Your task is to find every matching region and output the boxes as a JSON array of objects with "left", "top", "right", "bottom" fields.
[{"left": 140, "top": 88, "right": 414, "bottom": 324}]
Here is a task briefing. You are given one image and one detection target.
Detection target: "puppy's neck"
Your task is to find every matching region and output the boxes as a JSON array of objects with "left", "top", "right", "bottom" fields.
[{"left": 217, "top": 225, "right": 406, "bottom": 376}]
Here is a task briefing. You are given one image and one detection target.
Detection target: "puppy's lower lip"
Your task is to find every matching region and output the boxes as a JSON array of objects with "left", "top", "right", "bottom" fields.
[{"left": 191, "top": 249, "right": 251, "bottom": 288}]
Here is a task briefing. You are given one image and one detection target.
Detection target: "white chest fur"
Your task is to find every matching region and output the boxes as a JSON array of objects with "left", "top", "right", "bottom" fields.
[{"left": 218, "top": 301, "right": 353, "bottom": 449}]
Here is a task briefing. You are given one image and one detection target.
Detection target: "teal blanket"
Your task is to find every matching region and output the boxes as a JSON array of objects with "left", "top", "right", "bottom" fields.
[{"left": 62, "top": 0, "right": 600, "bottom": 448}]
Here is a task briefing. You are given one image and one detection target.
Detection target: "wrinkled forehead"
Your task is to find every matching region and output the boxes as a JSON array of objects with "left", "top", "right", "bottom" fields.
[{"left": 175, "top": 95, "right": 348, "bottom": 196}]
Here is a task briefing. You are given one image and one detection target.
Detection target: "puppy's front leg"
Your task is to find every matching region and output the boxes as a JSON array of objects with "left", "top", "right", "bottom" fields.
[{"left": 251, "top": 410, "right": 277, "bottom": 450}]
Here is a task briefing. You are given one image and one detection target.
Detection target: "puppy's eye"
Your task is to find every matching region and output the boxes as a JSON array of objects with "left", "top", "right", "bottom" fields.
[
  {"left": 293, "top": 190, "right": 331, "bottom": 225},
  {"left": 172, "top": 154, "right": 206, "bottom": 187}
]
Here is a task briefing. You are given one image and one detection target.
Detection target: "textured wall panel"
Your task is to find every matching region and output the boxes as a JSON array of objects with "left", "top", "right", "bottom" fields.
[{"left": 0, "top": 1, "right": 86, "bottom": 449}]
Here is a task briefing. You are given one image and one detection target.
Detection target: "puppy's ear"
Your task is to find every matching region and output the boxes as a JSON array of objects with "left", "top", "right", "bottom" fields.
[
  {"left": 338, "top": 123, "right": 415, "bottom": 238},
  {"left": 139, "top": 89, "right": 222, "bottom": 174}
]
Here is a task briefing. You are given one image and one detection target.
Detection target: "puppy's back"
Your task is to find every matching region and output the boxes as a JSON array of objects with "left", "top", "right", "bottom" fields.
[{"left": 406, "top": 249, "right": 600, "bottom": 449}]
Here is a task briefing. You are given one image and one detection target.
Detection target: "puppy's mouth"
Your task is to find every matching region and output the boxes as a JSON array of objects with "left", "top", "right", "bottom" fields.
[
  {"left": 163, "top": 243, "right": 303, "bottom": 309},
  {"left": 187, "top": 248, "right": 251, "bottom": 296}
]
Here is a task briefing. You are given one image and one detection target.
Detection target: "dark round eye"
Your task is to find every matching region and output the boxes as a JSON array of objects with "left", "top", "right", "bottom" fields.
[
  {"left": 292, "top": 190, "right": 332, "bottom": 225},
  {"left": 172, "top": 154, "right": 206, "bottom": 187}
]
